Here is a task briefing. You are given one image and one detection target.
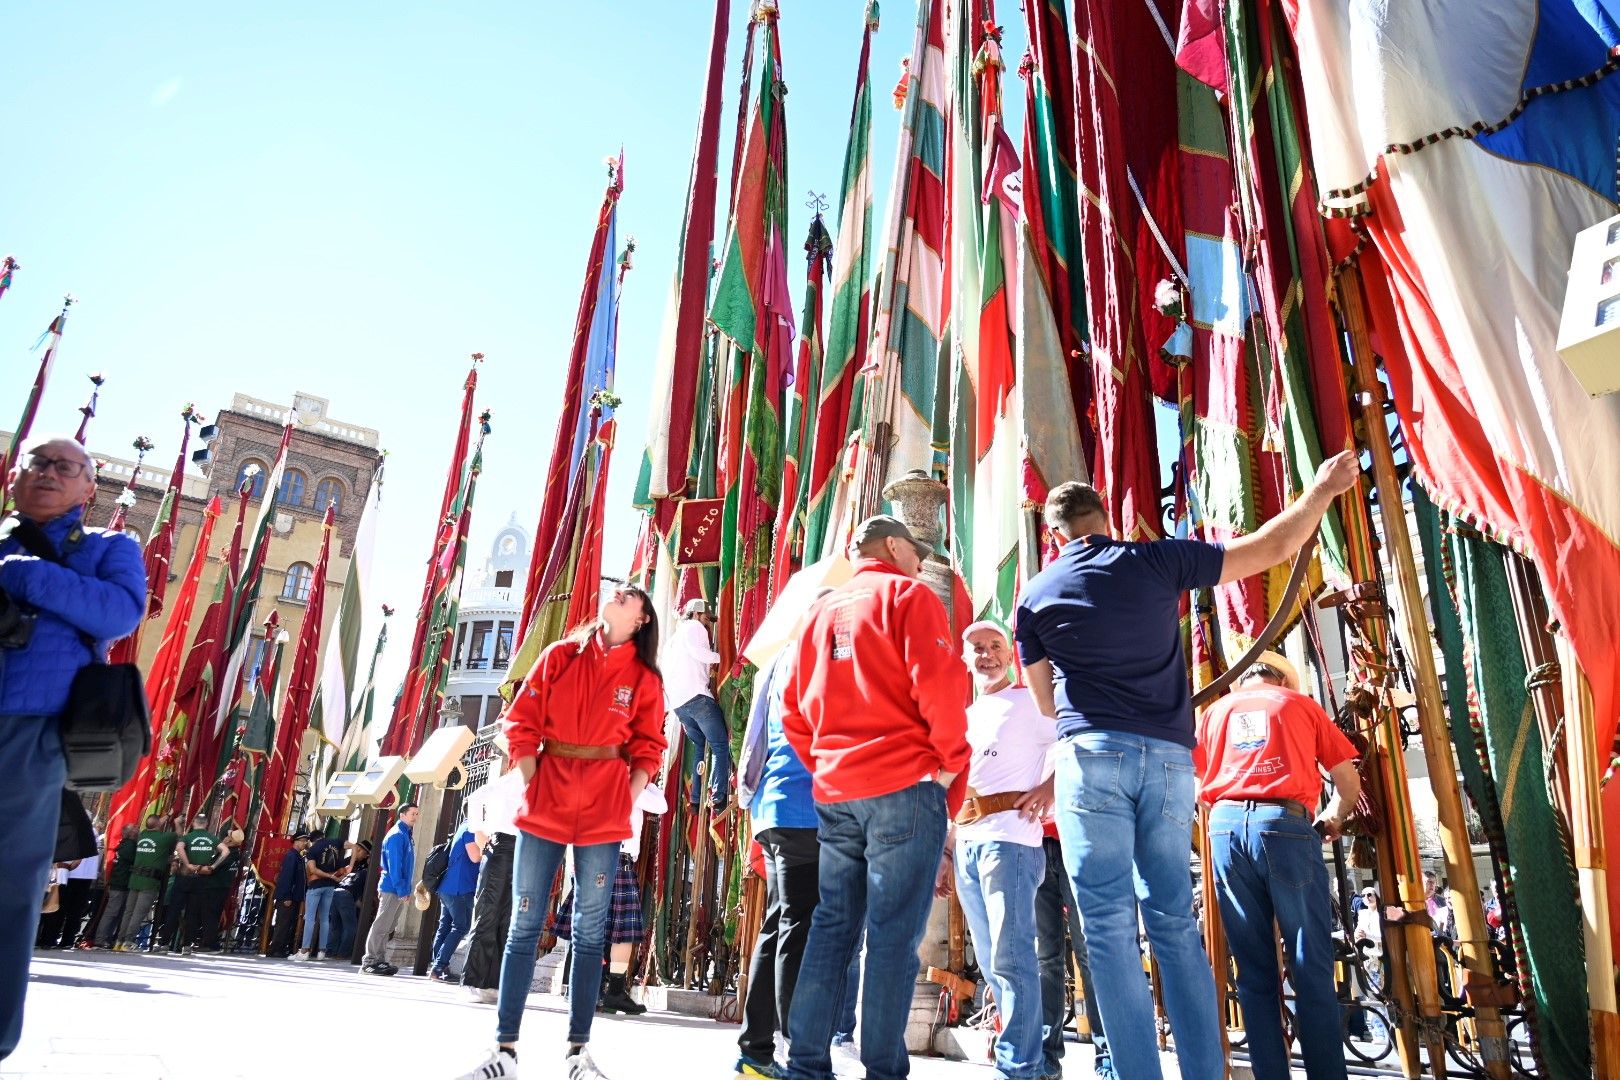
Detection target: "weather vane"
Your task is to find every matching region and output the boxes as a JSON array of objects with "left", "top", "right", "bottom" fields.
[{"left": 806, "top": 191, "right": 829, "bottom": 215}]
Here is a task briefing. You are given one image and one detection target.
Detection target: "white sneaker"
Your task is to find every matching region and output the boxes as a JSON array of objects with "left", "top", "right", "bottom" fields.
[
  {"left": 566, "top": 1046, "right": 608, "bottom": 1080},
  {"left": 290, "top": 951, "right": 312, "bottom": 962},
  {"left": 465, "top": 985, "right": 498, "bottom": 1004},
  {"left": 454, "top": 1047, "right": 518, "bottom": 1080}
]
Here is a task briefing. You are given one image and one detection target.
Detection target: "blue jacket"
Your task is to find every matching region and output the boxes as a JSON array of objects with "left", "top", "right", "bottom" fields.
[
  {"left": 378, "top": 820, "right": 414, "bottom": 897},
  {"left": 0, "top": 508, "right": 146, "bottom": 716},
  {"left": 274, "top": 849, "right": 307, "bottom": 902},
  {"left": 748, "top": 649, "right": 817, "bottom": 835}
]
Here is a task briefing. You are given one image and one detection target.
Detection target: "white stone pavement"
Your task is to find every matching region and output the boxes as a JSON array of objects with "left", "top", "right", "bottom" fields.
[{"left": 4, "top": 951, "right": 1156, "bottom": 1080}]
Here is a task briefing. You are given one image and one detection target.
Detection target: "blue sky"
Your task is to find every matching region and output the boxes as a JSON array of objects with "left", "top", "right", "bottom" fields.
[{"left": 2, "top": 3, "right": 1043, "bottom": 696}]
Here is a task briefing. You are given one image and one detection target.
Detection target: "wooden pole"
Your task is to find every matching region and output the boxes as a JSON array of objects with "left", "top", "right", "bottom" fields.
[
  {"left": 1197, "top": 808, "right": 1233, "bottom": 1078},
  {"left": 1333, "top": 268, "right": 1451, "bottom": 1077},
  {"left": 1558, "top": 638, "right": 1620, "bottom": 1076},
  {"left": 682, "top": 770, "right": 710, "bottom": 990},
  {"left": 1499, "top": 556, "right": 1574, "bottom": 844},
  {"left": 1339, "top": 264, "right": 1512, "bottom": 1078}
]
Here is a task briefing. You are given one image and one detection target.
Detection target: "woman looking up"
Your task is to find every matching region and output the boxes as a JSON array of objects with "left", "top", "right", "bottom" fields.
[{"left": 456, "top": 583, "right": 668, "bottom": 1080}]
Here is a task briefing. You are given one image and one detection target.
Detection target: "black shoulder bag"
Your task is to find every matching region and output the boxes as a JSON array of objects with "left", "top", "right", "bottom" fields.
[{"left": 8, "top": 517, "right": 151, "bottom": 792}]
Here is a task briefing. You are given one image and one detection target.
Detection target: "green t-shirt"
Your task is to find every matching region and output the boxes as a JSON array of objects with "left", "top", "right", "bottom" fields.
[
  {"left": 129, "top": 829, "right": 177, "bottom": 893},
  {"left": 202, "top": 845, "right": 240, "bottom": 893},
  {"left": 179, "top": 829, "right": 219, "bottom": 870}
]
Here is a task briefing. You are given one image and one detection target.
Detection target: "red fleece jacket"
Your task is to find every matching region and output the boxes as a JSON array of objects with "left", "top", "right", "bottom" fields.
[
  {"left": 782, "top": 558, "right": 971, "bottom": 812},
  {"left": 502, "top": 632, "right": 668, "bottom": 847}
]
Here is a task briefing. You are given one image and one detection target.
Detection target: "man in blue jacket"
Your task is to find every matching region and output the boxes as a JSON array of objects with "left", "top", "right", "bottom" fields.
[
  {"left": 363, "top": 802, "right": 419, "bottom": 977},
  {"left": 267, "top": 832, "right": 312, "bottom": 958},
  {"left": 0, "top": 437, "right": 145, "bottom": 1060}
]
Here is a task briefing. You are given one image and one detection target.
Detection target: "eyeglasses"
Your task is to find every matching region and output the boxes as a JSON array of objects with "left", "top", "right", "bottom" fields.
[{"left": 18, "top": 453, "right": 90, "bottom": 479}]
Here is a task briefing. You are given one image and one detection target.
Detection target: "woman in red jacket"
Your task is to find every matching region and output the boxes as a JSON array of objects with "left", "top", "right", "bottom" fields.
[{"left": 458, "top": 583, "right": 668, "bottom": 1080}]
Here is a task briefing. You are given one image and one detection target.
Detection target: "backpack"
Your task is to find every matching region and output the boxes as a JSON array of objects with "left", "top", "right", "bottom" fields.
[{"left": 420, "top": 840, "right": 452, "bottom": 895}]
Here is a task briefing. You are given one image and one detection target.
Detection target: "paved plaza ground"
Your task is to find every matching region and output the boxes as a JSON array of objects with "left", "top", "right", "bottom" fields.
[{"left": 5, "top": 951, "right": 1138, "bottom": 1080}]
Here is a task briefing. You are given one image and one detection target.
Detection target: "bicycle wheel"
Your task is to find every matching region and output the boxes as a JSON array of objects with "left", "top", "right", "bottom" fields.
[
  {"left": 1506, "top": 1013, "right": 1539, "bottom": 1078},
  {"left": 1341, "top": 1002, "right": 1395, "bottom": 1065}
]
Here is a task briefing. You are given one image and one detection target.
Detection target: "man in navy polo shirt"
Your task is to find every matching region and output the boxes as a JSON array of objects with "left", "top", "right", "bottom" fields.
[{"left": 1014, "top": 451, "right": 1357, "bottom": 1080}]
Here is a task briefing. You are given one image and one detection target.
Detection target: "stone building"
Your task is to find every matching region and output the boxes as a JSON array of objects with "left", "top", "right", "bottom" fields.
[
  {"left": 443, "top": 513, "right": 529, "bottom": 734},
  {"left": 6, "top": 390, "right": 383, "bottom": 704}
]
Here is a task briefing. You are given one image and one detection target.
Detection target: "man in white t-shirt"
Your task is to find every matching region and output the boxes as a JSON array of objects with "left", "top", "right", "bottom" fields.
[
  {"left": 948, "top": 622, "right": 1058, "bottom": 1080},
  {"left": 663, "top": 598, "right": 732, "bottom": 811}
]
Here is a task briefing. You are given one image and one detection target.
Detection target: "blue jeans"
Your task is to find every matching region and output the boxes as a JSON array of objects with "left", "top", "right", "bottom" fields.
[
  {"left": 1, "top": 717, "right": 65, "bottom": 1059},
  {"left": 328, "top": 889, "right": 359, "bottom": 958},
  {"left": 496, "top": 833, "right": 617, "bottom": 1046},
  {"left": 675, "top": 694, "right": 732, "bottom": 806},
  {"left": 955, "top": 839, "right": 1045, "bottom": 1080},
  {"left": 301, "top": 886, "right": 337, "bottom": 952},
  {"left": 1209, "top": 803, "right": 1346, "bottom": 1080},
  {"left": 1054, "top": 731, "right": 1223, "bottom": 1080},
  {"left": 787, "top": 781, "right": 948, "bottom": 1080},
  {"left": 431, "top": 892, "right": 475, "bottom": 975}
]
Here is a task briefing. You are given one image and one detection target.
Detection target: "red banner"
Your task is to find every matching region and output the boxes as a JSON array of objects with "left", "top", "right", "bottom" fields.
[
  {"left": 676, "top": 498, "right": 725, "bottom": 566},
  {"left": 252, "top": 834, "right": 293, "bottom": 891}
]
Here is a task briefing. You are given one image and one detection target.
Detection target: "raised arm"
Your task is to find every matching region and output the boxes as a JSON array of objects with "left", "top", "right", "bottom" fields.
[{"left": 1219, "top": 451, "right": 1359, "bottom": 585}]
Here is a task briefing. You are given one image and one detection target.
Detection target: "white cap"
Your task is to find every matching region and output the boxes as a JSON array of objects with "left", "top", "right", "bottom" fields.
[{"left": 961, "top": 619, "right": 1011, "bottom": 645}]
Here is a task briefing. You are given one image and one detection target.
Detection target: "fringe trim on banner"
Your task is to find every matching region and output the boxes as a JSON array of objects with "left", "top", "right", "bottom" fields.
[{"left": 1318, "top": 52, "right": 1620, "bottom": 216}]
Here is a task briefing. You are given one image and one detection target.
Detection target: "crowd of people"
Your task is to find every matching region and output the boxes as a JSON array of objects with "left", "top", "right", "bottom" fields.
[
  {"left": 445, "top": 448, "right": 1366, "bottom": 1080},
  {"left": 6, "top": 426, "right": 1409, "bottom": 1080}
]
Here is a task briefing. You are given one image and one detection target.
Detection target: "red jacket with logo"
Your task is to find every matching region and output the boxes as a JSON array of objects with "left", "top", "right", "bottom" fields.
[
  {"left": 782, "top": 558, "right": 971, "bottom": 812},
  {"left": 502, "top": 632, "right": 668, "bottom": 847}
]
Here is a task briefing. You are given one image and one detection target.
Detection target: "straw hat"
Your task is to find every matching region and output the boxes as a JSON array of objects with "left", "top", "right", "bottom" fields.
[{"left": 1250, "top": 651, "right": 1301, "bottom": 692}]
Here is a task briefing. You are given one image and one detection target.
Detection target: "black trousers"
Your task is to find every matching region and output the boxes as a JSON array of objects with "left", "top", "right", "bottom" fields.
[
  {"left": 37, "top": 878, "right": 93, "bottom": 948},
  {"left": 267, "top": 898, "right": 302, "bottom": 957},
  {"left": 162, "top": 879, "right": 209, "bottom": 950},
  {"left": 739, "top": 826, "right": 821, "bottom": 1062},
  {"left": 191, "top": 889, "right": 228, "bottom": 950},
  {"left": 461, "top": 833, "right": 515, "bottom": 990},
  {"left": 1036, "top": 835, "right": 1108, "bottom": 1069}
]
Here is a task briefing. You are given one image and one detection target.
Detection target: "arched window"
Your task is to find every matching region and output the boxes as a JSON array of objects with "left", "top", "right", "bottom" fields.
[
  {"left": 281, "top": 562, "right": 314, "bottom": 603},
  {"left": 280, "top": 469, "right": 308, "bottom": 505},
  {"left": 235, "top": 460, "right": 268, "bottom": 498},
  {"left": 314, "top": 477, "right": 344, "bottom": 513}
]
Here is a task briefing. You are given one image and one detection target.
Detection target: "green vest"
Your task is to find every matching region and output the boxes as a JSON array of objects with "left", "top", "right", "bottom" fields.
[{"left": 129, "top": 829, "right": 177, "bottom": 893}]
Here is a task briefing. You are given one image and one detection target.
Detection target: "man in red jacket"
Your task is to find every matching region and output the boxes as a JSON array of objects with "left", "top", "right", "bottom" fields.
[{"left": 782, "top": 515, "right": 971, "bottom": 1080}]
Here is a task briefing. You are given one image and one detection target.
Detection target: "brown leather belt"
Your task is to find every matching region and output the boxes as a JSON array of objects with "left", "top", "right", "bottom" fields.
[
  {"left": 1216, "top": 797, "right": 1310, "bottom": 819},
  {"left": 543, "top": 740, "right": 627, "bottom": 761},
  {"left": 955, "top": 790, "right": 1026, "bottom": 826}
]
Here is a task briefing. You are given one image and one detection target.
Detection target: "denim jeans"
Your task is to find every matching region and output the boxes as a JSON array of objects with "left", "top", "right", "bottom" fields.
[
  {"left": 675, "top": 694, "right": 732, "bottom": 807},
  {"left": 0, "top": 716, "right": 65, "bottom": 1059},
  {"left": 955, "top": 839, "right": 1045, "bottom": 1080},
  {"left": 431, "top": 892, "right": 475, "bottom": 974},
  {"left": 787, "top": 781, "right": 947, "bottom": 1080},
  {"left": 1054, "top": 731, "right": 1223, "bottom": 1080},
  {"left": 497, "top": 834, "right": 618, "bottom": 1046},
  {"left": 301, "top": 886, "right": 337, "bottom": 952},
  {"left": 1209, "top": 802, "right": 1346, "bottom": 1080},
  {"left": 328, "top": 889, "right": 359, "bottom": 959},
  {"left": 1035, "top": 836, "right": 1109, "bottom": 1076}
]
